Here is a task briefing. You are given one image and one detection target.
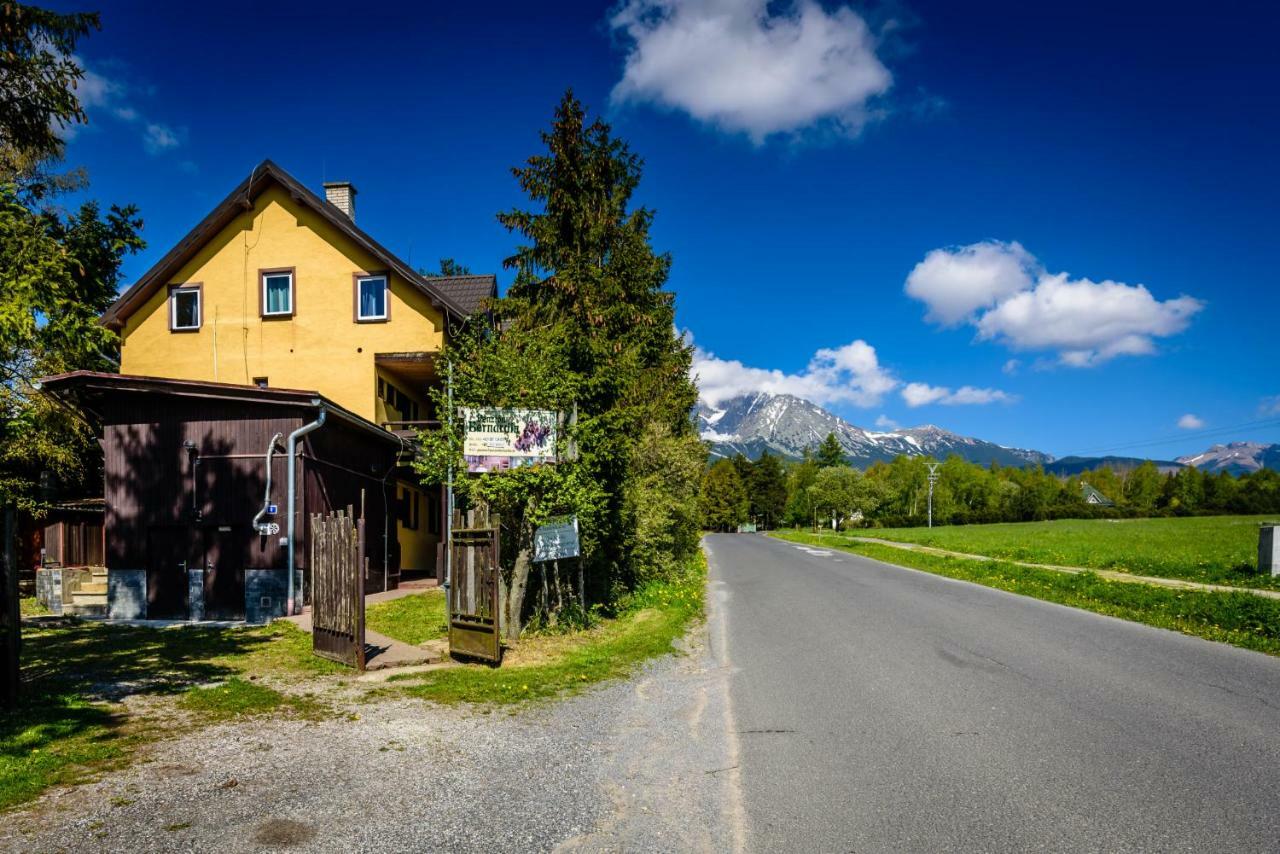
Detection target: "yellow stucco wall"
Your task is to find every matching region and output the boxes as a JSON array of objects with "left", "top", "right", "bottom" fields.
[
  {"left": 118, "top": 183, "right": 443, "bottom": 423},
  {"left": 397, "top": 483, "right": 440, "bottom": 573}
]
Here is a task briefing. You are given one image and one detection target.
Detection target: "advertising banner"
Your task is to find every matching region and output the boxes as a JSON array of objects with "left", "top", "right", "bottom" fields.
[{"left": 462, "top": 407, "right": 559, "bottom": 473}]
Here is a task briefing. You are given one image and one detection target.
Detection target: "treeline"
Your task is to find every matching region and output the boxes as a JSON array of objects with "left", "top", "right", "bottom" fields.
[{"left": 701, "top": 432, "right": 1280, "bottom": 531}]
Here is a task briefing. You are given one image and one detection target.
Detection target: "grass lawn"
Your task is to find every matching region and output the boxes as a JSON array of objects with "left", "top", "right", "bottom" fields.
[
  {"left": 366, "top": 589, "right": 447, "bottom": 645},
  {"left": 391, "top": 552, "right": 706, "bottom": 705},
  {"left": 3, "top": 619, "right": 340, "bottom": 812},
  {"left": 19, "top": 597, "right": 49, "bottom": 618},
  {"left": 774, "top": 531, "right": 1280, "bottom": 656},
  {"left": 824, "top": 515, "right": 1280, "bottom": 589}
]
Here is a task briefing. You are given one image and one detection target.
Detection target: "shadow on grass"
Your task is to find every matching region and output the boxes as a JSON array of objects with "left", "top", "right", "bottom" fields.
[{"left": 2, "top": 620, "right": 280, "bottom": 811}]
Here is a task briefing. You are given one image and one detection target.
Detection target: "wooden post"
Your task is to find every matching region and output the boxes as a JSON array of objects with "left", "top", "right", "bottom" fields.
[{"left": 2, "top": 504, "right": 19, "bottom": 708}]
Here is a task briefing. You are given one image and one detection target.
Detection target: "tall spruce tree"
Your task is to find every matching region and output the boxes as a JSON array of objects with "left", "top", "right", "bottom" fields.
[{"left": 415, "top": 91, "right": 701, "bottom": 634}]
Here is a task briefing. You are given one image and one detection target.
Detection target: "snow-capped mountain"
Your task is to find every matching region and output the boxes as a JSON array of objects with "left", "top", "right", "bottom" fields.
[
  {"left": 696, "top": 392, "right": 1052, "bottom": 467},
  {"left": 1176, "top": 442, "right": 1280, "bottom": 475}
]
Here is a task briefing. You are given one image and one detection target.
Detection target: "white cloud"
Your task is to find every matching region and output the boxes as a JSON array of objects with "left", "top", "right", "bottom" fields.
[
  {"left": 905, "top": 241, "right": 1204, "bottom": 367},
  {"left": 692, "top": 336, "right": 897, "bottom": 408},
  {"left": 1177, "top": 413, "right": 1205, "bottom": 430},
  {"left": 1002, "top": 359, "right": 1021, "bottom": 375},
  {"left": 143, "top": 123, "right": 179, "bottom": 153},
  {"left": 1261, "top": 396, "right": 1280, "bottom": 416},
  {"left": 610, "top": 0, "right": 892, "bottom": 143},
  {"left": 901, "top": 382, "right": 1014, "bottom": 408},
  {"left": 874, "top": 414, "right": 900, "bottom": 430},
  {"left": 690, "top": 332, "right": 1014, "bottom": 411},
  {"left": 65, "top": 56, "right": 185, "bottom": 157},
  {"left": 904, "top": 240, "right": 1036, "bottom": 326}
]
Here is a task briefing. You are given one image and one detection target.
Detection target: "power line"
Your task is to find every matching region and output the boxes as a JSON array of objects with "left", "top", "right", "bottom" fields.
[{"left": 1060, "top": 416, "right": 1280, "bottom": 459}]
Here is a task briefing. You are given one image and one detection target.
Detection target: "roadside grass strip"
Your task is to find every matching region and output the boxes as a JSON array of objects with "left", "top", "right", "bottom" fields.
[
  {"left": 835, "top": 516, "right": 1280, "bottom": 590},
  {"left": 366, "top": 589, "right": 448, "bottom": 646},
  {"left": 772, "top": 531, "right": 1280, "bottom": 657},
  {"left": 3, "top": 620, "right": 340, "bottom": 812},
  {"left": 391, "top": 553, "right": 707, "bottom": 706}
]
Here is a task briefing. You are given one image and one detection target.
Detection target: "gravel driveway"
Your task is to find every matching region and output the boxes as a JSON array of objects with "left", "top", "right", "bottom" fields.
[{"left": 1, "top": 587, "right": 744, "bottom": 854}]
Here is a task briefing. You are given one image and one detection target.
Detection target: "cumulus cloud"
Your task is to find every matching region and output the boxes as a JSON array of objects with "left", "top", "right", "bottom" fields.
[
  {"left": 905, "top": 241, "right": 1204, "bottom": 367},
  {"left": 1002, "top": 359, "right": 1021, "bottom": 375},
  {"left": 609, "top": 0, "right": 893, "bottom": 143},
  {"left": 690, "top": 333, "right": 1013, "bottom": 411},
  {"left": 1177, "top": 413, "right": 1205, "bottom": 430},
  {"left": 692, "top": 337, "right": 897, "bottom": 408},
  {"left": 901, "top": 382, "right": 1014, "bottom": 408},
  {"left": 65, "top": 56, "right": 185, "bottom": 156},
  {"left": 905, "top": 240, "right": 1036, "bottom": 326},
  {"left": 1260, "top": 395, "right": 1280, "bottom": 417},
  {"left": 874, "top": 414, "right": 900, "bottom": 430}
]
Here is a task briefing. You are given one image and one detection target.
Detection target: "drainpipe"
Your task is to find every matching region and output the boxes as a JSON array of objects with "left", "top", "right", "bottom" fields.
[
  {"left": 287, "top": 406, "right": 327, "bottom": 615},
  {"left": 252, "top": 433, "right": 284, "bottom": 534}
]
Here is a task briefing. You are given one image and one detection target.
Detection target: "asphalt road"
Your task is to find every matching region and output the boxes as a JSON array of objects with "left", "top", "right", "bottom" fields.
[{"left": 704, "top": 533, "right": 1280, "bottom": 853}]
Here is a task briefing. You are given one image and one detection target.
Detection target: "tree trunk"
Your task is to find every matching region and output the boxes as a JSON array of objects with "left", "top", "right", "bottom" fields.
[{"left": 2, "top": 504, "right": 19, "bottom": 708}]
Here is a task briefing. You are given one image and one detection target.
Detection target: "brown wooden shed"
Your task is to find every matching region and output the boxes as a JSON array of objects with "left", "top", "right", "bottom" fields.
[{"left": 39, "top": 372, "right": 407, "bottom": 621}]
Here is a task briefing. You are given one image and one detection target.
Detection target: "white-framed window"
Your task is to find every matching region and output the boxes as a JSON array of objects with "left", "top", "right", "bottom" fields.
[
  {"left": 261, "top": 269, "right": 294, "bottom": 317},
  {"left": 170, "top": 285, "right": 201, "bottom": 331},
  {"left": 356, "top": 274, "right": 388, "bottom": 321}
]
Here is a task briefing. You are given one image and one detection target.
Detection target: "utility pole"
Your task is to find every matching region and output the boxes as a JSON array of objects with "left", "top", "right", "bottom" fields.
[{"left": 927, "top": 463, "right": 940, "bottom": 528}]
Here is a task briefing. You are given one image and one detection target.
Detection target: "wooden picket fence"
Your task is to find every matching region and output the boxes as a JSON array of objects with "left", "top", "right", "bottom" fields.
[{"left": 310, "top": 507, "right": 366, "bottom": 670}]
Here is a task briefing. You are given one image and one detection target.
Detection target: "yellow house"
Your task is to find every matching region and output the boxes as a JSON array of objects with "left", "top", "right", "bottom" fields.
[{"left": 101, "top": 160, "right": 496, "bottom": 579}]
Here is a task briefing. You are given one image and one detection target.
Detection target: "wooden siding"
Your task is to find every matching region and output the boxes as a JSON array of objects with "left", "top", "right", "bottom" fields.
[{"left": 98, "top": 388, "right": 401, "bottom": 616}]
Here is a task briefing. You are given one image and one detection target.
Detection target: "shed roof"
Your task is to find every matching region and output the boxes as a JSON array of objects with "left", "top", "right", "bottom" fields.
[
  {"left": 37, "top": 371, "right": 401, "bottom": 448},
  {"left": 100, "top": 159, "right": 495, "bottom": 329}
]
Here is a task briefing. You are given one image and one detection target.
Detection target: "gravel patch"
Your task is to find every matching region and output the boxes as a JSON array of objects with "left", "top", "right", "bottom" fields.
[{"left": 1, "top": 615, "right": 742, "bottom": 853}]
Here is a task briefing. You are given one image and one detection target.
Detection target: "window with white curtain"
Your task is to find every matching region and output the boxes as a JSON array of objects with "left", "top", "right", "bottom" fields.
[
  {"left": 262, "top": 270, "right": 293, "bottom": 316},
  {"left": 357, "top": 274, "right": 387, "bottom": 320}
]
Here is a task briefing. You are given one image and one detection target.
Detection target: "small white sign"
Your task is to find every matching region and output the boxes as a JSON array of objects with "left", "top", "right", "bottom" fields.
[{"left": 534, "top": 516, "right": 580, "bottom": 563}]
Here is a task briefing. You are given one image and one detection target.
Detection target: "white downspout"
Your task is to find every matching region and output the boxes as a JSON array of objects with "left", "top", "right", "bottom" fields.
[{"left": 287, "top": 406, "right": 327, "bottom": 615}]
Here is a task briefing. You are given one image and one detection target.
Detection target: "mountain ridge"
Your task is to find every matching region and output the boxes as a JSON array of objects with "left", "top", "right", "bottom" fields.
[
  {"left": 696, "top": 392, "right": 1052, "bottom": 468},
  {"left": 697, "top": 392, "right": 1280, "bottom": 474}
]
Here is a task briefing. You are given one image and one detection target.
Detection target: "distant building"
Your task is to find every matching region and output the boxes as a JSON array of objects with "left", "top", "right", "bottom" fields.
[{"left": 1081, "top": 482, "right": 1115, "bottom": 506}]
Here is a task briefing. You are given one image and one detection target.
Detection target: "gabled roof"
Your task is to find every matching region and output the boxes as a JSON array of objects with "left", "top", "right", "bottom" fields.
[
  {"left": 102, "top": 159, "right": 488, "bottom": 329},
  {"left": 1080, "top": 482, "right": 1114, "bottom": 505},
  {"left": 423, "top": 274, "right": 497, "bottom": 316}
]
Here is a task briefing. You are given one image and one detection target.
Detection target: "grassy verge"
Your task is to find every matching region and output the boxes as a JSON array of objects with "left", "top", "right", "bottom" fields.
[
  {"left": 392, "top": 552, "right": 706, "bottom": 705},
  {"left": 3, "top": 619, "right": 339, "bottom": 812},
  {"left": 366, "top": 589, "right": 447, "bottom": 645},
  {"left": 19, "top": 597, "right": 49, "bottom": 618},
  {"left": 774, "top": 531, "right": 1280, "bottom": 656},
  {"left": 828, "top": 515, "right": 1279, "bottom": 589}
]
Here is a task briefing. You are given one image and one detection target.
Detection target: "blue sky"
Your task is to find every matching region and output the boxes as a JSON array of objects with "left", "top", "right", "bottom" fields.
[{"left": 57, "top": 0, "right": 1279, "bottom": 459}]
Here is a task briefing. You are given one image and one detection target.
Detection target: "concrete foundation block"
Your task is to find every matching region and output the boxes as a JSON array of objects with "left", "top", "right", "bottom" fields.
[
  {"left": 245, "top": 569, "right": 288, "bottom": 624},
  {"left": 1261, "top": 527, "right": 1279, "bottom": 577},
  {"left": 107, "top": 569, "right": 147, "bottom": 620},
  {"left": 188, "top": 568, "right": 205, "bottom": 621}
]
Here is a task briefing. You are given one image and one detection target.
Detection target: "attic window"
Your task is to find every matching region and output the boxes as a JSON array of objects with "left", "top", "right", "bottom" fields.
[
  {"left": 261, "top": 269, "right": 294, "bottom": 317},
  {"left": 355, "top": 274, "right": 388, "bottom": 322},
  {"left": 169, "top": 285, "right": 201, "bottom": 332}
]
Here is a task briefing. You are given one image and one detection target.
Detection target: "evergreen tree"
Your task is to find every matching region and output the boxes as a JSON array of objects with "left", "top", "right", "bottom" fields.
[
  {"left": 750, "top": 451, "right": 788, "bottom": 529},
  {"left": 815, "top": 432, "right": 847, "bottom": 468},
  {"left": 701, "top": 459, "right": 747, "bottom": 532},
  {"left": 414, "top": 91, "right": 701, "bottom": 634}
]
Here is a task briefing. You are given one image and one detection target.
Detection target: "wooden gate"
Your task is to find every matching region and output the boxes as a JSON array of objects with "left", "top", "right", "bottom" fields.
[
  {"left": 310, "top": 507, "right": 365, "bottom": 670},
  {"left": 449, "top": 506, "right": 501, "bottom": 663}
]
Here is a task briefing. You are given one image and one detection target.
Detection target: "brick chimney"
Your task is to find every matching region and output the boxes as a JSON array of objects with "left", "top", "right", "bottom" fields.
[{"left": 323, "top": 181, "right": 357, "bottom": 220}]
